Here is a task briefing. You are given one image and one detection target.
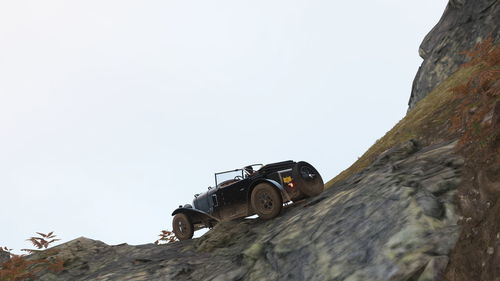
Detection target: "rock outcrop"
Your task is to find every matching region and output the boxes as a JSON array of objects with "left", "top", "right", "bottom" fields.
[
  {"left": 0, "top": 250, "right": 9, "bottom": 265},
  {"left": 408, "top": 0, "right": 499, "bottom": 109},
  {"left": 3, "top": 1, "right": 496, "bottom": 280},
  {"left": 32, "top": 140, "right": 464, "bottom": 281}
]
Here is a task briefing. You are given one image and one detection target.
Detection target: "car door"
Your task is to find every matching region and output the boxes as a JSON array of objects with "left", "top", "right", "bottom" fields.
[
  {"left": 215, "top": 179, "right": 250, "bottom": 220},
  {"left": 220, "top": 178, "right": 250, "bottom": 205}
]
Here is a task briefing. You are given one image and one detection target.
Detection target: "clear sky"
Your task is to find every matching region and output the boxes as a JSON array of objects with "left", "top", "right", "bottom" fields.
[{"left": 0, "top": 0, "right": 448, "bottom": 252}]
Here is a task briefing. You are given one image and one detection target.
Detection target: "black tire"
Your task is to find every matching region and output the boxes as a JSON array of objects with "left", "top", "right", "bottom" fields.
[
  {"left": 292, "top": 161, "right": 324, "bottom": 197},
  {"left": 172, "top": 213, "right": 194, "bottom": 240},
  {"left": 251, "top": 183, "right": 283, "bottom": 219}
]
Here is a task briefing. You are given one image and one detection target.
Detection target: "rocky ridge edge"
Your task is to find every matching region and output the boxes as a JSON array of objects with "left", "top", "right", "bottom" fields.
[{"left": 32, "top": 140, "right": 464, "bottom": 281}]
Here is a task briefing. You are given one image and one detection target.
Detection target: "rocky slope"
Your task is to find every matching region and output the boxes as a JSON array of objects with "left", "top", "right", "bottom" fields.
[
  {"left": 2, "top": 1, "right": 499, "bottom": 280},
  {"left": 408, "top": 0, "right": 499, "bottom": 109},
  {"left": 0, "top": 251, "right": 8, "bottom": 266},
  {"left": 31, "top": 140, "right": 464, "bottom": 281}
]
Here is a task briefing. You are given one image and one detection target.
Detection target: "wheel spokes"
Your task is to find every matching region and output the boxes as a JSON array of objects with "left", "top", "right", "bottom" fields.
[{"left": 257, "top": 191, "right": 274, "bottom": 211}]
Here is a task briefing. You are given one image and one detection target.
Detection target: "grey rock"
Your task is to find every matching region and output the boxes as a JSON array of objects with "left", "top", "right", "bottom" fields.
[
  {"left": 415, "top": 189, "right": 445, "bottom": 219},
  {"left": 416, "top": 256, "right": 449, "bottom": 281},
  {"left": 30, "top": 140, "right": 464, "bottom": 281},
  {"left": 211, "top": 268, "right": 246, "bottom": 281},
  {"left": 486, "top": 246, "right": 494, "bottom": 255},
  {"left": 372, "top": 139, "right": 419, "bottom": 167},
  {"left": 408, "top": 0, "right": 499, "bottom": 110},
  {"left": 0, "top": 249, "right": 9, "bottom": 265}
]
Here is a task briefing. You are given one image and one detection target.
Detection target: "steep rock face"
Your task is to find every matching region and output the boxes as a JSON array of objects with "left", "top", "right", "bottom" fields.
[
  {"left": 408, "top": 0, "right": 499, "bottom": 109},
  {"left": 32, "top": 140, "right": 464, "bottom": 281}
]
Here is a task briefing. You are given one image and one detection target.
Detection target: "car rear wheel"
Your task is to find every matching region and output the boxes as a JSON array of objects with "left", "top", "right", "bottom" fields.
[
  {"left": 172, "top": 213, "right": 194, "bottom": 240},
  {"left": 292, "top": 161, "right": 324, "bottom": 197},
  {"left": 251, "top": 183, "right": 283, "bottom": 219}
]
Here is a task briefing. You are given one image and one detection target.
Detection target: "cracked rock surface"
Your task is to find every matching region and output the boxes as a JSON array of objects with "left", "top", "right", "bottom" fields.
[
  {"left": 408, "top": 0, "right": 499, "bottom": 109},
  {"left": 31, "top": 140, "right": 464, "bottom": 281}
]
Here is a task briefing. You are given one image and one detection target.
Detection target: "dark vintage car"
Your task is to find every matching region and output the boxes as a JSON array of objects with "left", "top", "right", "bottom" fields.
[{"left": 171, "top": 160, "right": 324, "bottom": 240}]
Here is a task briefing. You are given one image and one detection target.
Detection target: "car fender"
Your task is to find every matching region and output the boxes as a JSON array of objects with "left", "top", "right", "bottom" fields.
[
  {"left": 171, "top": 207, "right": 220, "bottom": 222},
  {"left": 248, "top": 178, "right": 292, "bottom": 203}
]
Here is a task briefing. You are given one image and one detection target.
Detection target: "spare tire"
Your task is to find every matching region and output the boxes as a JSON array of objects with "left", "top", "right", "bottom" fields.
[{"left": 292, "top": 161, "right": 324, "bottom": 197}]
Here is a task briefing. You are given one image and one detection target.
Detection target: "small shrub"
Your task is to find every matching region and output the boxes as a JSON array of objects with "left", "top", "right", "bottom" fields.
[
  {"left": 0, "top": 232, "right": 64, "bottom": 281},
  {"left": 22, "top": 232, "right": 60, "bottom": 254},
  {"left": 154, "top": 230, "right": 178, "bottom": 245},
  {"left": 0, "top": 255, "right": 37, "bottom": 281}
]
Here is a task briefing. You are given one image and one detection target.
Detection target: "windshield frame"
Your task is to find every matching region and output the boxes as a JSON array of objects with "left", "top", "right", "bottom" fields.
[{"left": 214, "top": 169, "right": 244, "bottom": 187}]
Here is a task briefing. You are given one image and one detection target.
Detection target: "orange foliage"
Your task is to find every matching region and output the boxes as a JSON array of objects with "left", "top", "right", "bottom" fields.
[
  {"left": 0, "top": 255, "right": 37, "bottom": 281},
  {"left": 0, "top": 232, "right": 64, "bottom": 281},
  {"left": 22, "top": 232, "right": 60, "bottom": 253},
  {"left": 460, "top": 36, "right": 500, "bottom": 68},
  {"left": 154, "top": 230, "right": 179, "bottom": 245},
  {"left": 450, "top": 36, "right": 499, "bottom": 149}
]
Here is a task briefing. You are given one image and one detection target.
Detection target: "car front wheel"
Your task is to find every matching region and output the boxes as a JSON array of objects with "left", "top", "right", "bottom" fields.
[
  {"left": 251, "top": 183, "right": 283, "bottom": 219},
  {"left": 172, "top": 213, "right": 194, "bottom": 240}
]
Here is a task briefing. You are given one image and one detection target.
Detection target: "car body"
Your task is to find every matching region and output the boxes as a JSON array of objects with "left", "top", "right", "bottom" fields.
[{"left": 171, "top": 160, "right": 324, "bottom": 240}]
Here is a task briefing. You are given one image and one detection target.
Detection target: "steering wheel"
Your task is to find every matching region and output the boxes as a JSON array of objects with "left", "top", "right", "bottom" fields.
[{"left": 234, "top": 175, "right": 243, "bottom": 180}]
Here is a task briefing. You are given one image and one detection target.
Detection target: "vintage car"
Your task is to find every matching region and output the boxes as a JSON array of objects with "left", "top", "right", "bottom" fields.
[{"left": 171, "top": 160, "right": 324, "bottom": 240}]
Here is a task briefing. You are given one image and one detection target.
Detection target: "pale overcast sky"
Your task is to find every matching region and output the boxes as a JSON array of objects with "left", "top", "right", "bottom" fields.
[{"left": 1, "top": 0, "right": 448, "bottom": 252}]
